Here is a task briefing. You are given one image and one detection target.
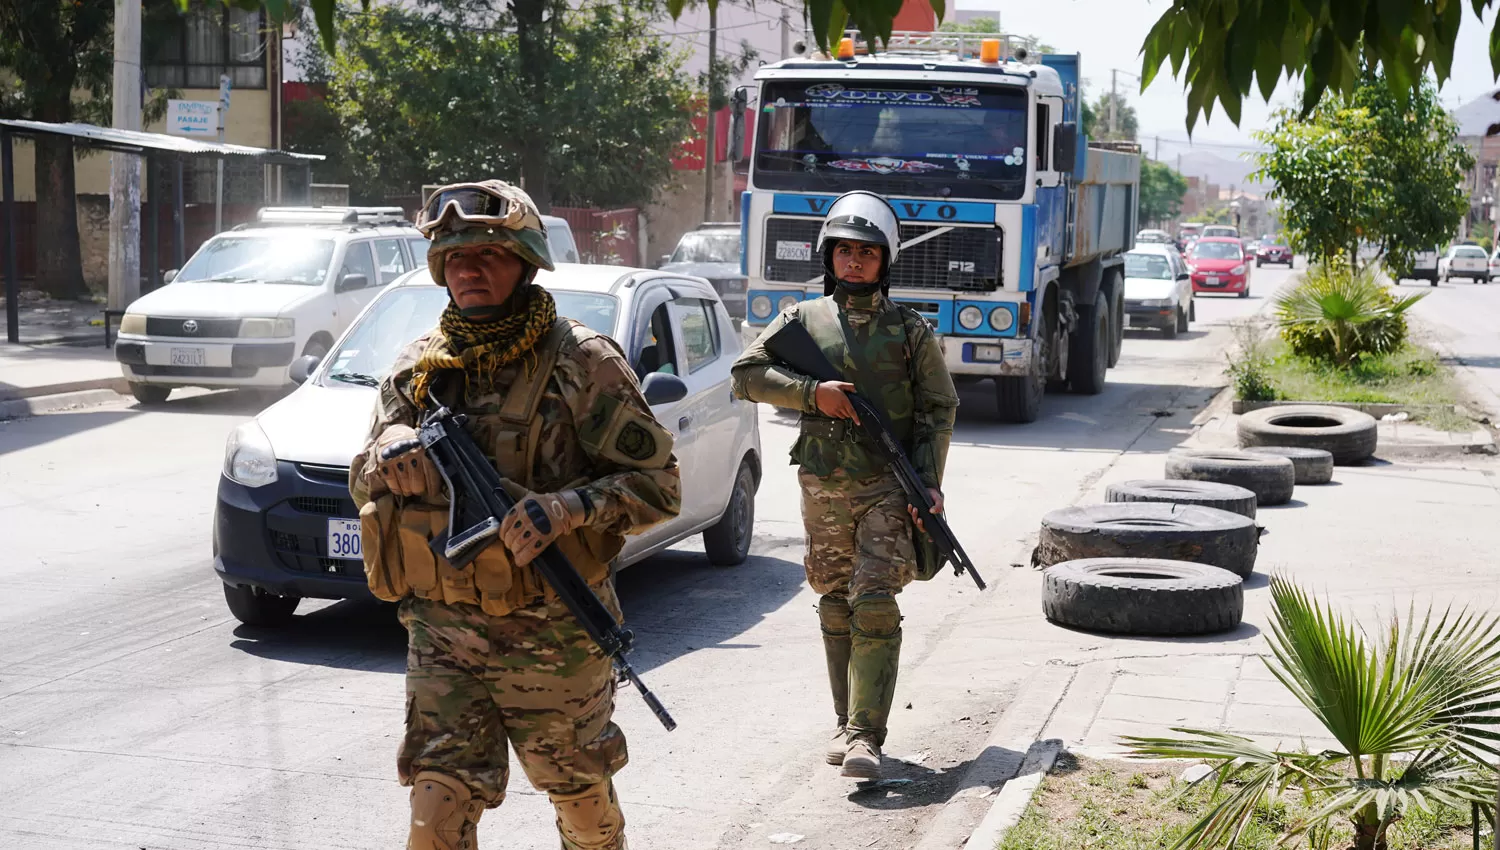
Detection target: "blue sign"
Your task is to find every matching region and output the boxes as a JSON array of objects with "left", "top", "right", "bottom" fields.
[{"left": 771, "top": 193, "right": 994, "bottom": 224}]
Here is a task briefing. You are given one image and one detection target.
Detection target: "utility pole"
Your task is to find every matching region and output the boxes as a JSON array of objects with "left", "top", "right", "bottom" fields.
[
  {"left": 779, "top": 7, "right": 790, "bottom": 60},
  {"left": 702, "top": 2, "right": 719, "bottom": 221},
  {"left": 109, "top": 0, "right": 143, "bottom": 312},
  {"left": 1109, "top": 69, "right": 1118, "bottom": 141},
  {"left": 1154, "top": 135, "right": 1161, "bottom": 161},
  {"left": 216, "top": 73, "right": 232, "bottom": 233}
]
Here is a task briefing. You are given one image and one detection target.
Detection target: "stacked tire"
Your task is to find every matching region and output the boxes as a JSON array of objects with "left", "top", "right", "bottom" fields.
[{"left": 1237, "top": 405, "right": 1377, "bottom": 465}]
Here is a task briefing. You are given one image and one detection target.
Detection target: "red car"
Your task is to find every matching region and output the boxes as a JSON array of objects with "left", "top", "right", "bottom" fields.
[{"left": 1188, "top": 237, "right": 1251, "bottom": 297}]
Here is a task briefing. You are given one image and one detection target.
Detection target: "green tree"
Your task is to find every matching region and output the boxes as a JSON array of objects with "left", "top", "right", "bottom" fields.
[
  {"left": 1139, "top": 160, "right": 1188, "bottom": 227},
  {"left": 1253, "top": 72, "right": 1473, "bottom": 269},
  {"left": 1092, "top": 91, "right": 1138, "bottom": 141},
  {"left": 320, "top": 0, "right": 694, "bottom": 210},
  {"left": 0, "top": 0, "right": 176, "bottom": 297}
]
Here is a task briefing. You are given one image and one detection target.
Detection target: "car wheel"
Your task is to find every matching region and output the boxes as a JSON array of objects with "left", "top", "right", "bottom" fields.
[
  {"left": 222, "top": 582, "right": 299, "bottom": 627},
  {"left": 1042, "top": 558, "right": 1244, "bottom": 636},
  {"left": 1161, "top": 309, "right": 1179, "bottom": 339},
  {"left": 129, "top": 382, "right": 171, "bottom": 405},
  {"left": 703, "top": 460, "right": 756, "bottom": 566}
]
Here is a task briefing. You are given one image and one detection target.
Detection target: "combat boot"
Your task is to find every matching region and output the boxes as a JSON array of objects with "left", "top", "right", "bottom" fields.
[
  {"left": 841, "top": 733, "right": 883, "bottom": 780},
  {"left": 819, "top": 594, "right": 853, "bottom": 766}
]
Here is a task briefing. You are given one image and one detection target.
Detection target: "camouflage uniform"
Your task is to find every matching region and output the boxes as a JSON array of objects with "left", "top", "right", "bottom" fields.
[
  {"left": 351, "top": 181, "right": 680, "bottom": 850},
  {"left": 731, "top": 287, "right": 957, "bottom": 763}
]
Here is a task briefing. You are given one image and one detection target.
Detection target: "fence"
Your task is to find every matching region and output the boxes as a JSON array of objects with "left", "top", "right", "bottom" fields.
[{"left": 552, "top": 207, "right": 641, "bottom": 267}]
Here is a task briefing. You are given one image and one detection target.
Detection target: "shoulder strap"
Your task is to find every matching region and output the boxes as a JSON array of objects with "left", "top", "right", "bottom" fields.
[{"left": 497, "top": 318, "right": 572, "bottom": 426}]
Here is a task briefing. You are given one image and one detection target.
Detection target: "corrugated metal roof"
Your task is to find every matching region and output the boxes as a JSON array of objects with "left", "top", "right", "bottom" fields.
[{"left": 0, "top": 119, "right": 324, "bottom": 165}]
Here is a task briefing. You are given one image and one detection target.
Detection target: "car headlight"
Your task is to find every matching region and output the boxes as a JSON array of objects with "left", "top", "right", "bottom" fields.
[
  {"left": 240, "top": 317, "right": 295, "bottom": 338},
  {"left": 777, "top": 294, "right": 800, "bottom": 313},
  {"left": 957, "top": 305, "right": 984, "bottom": 330},
  {"left": 988, "top": 306, "right": 1014, "bottom": 331},
  {"left": 119, "top": 313, "right": 147, "bottom": 335},
  {"left": 1141, "top": 298, "right": 1176, "bottom": 308},
  {"left": 750, "top": 295, "right": 773, "bottom": 319},
  {"left": 1230, "top": 265, "right": 1246, "bottom": 275},
  {"left": 223, "top": 421, "right": 279, "bottom": 488}
]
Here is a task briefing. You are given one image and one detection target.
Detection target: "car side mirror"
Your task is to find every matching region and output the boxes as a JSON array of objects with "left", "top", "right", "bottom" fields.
[
  {"left": 1053, "top": 122, "right": 1078, "bottom": 174},
  {"left": 659, "top": 254, "right": 671, "bottom": 268},
  {"left": 337, "top": 273, "right": 369, "bottom": 293},
  {"left": 640, "top": 372, "right": 688, "bottom": 406},
  {"left": 1178, "top": 272, "right": 1191, "bottom": 281},
  {"left": 162, "top": 269, "right": 178, "bottom": 284},
  {"left": 288, "top": 353, "right": 322, "bottom": 385}
]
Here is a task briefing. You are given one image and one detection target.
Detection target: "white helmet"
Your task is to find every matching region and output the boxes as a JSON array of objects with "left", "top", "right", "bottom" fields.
[{"left": 816, "top": 191, "right": 901, "bottom": 263}]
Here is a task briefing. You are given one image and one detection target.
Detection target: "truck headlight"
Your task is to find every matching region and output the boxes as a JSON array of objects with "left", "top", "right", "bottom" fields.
[
  {"left": 240, "top": 317, "right": 295, "bottom": 338},
  {"left": 119, "top": 313, "right": 147, "bottom": 335},
  {"left": 957, "top": 306, "right": 984, "bottom": 330},
  {"left": 1230, "top": 265, "right": 1246, "bottom": 276},
  {"left": 750, "top": 295, "right": 773, "bottom": 319},
  {"left": 777, "top": 294, "right": 800, "bottom": 313},
  {"left": 223, "top": 421, "right": 279, "bottom": 488},
  {"left": 989, "top": 306, "right": 1015, "bottom": 331}
]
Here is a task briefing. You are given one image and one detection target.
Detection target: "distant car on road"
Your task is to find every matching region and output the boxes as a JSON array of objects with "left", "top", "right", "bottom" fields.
[
  {"left": 659, "top": 222, "right": 748, "bottom": 319},
  {"left": 213, "top": 263, "right": 763, "bottom": 626},
  {"left": 1440, "top": 244, "right": 1489, "bottom": 283},
  {"left": 1257, "top": 240, "right": 1293, "bottom": 267},
  {"left": 1136, "top": 228, "right": 1173, "bottom": 245},
  {"left": 1122, "top": 245, "right": 1193, "bottom": 338},
  {"left": 1201, "top": 225, "right": 1239, "bottom": 240},
  {"left": 1188, "top": 237, "right": 1251, "bottom": 298}
]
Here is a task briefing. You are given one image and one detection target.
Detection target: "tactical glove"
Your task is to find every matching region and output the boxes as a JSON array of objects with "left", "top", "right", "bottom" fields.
[
  {"left": 374, "top": 424, "right": 442, "bottom": 498},
  {"left": 501, "top": 490, "right": 588, "bottom": 567}
]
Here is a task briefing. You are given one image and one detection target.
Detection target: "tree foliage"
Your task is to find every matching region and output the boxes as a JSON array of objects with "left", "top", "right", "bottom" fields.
[
  {"left": 316, "top": 0, "right": 694, "bottom": 210},
  {"left": 1253, "top": 73, "right": 1473, "bottom": 269},
  {"left": 1139, "top": 160, "right": 1189, "bottom": 226},
  {"left": 1091, "top": 91, "right": 1138, "bottom": 141},
  {"left": 1276, "top": 263, "right": 1422, "bottom": 366}
]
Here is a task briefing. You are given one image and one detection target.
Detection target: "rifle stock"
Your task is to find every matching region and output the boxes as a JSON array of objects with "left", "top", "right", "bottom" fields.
[{"left": 761, "top": 318, "right": 986, "bottom": 591}]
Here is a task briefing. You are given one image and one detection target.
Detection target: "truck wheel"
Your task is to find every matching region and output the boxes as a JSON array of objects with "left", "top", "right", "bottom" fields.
[
  {"left": 1033, "top": 502, "right": 1261, "bottom": 577},
  {"left": 222, "top": 583, "right": 299, "bottom": 627},
  {"left": 1042, "top": 558, "right": 1244, "bottom": 636},
  {"left": 1108, "top": 276, "right": 1125, "bottom": 367},
  {"left": 995, "top": 301, "right": 1054, "bottom": 423},
  {"left": 1066, "top": 291, "right": 1108, "bottom": 395}
]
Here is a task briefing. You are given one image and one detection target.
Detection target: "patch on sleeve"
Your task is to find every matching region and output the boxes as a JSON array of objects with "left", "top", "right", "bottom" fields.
[{"left": 579, "top": 391, "right": 674, "bottom": 468}]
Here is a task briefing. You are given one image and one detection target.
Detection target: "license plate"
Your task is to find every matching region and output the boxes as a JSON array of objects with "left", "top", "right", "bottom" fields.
[
  {"left": 775, "top": 240, "right": 812, "bottom": 261},
  {"left": 327, "top": 518, "right": 362, "bottom": 560},
  {"left": 170, "top": 347, "right": 205, "bottom": 367},
  {"left": 1205, "top": 276, "right": 1221, "bottom": 286}
]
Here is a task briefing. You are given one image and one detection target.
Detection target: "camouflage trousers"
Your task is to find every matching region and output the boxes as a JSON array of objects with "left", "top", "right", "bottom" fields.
[
  {"left": 397, "top": 590, "right": 629, "bottom": 826},
  {"left": 798, "top": 468, "right": 917, "bottom": 598}
]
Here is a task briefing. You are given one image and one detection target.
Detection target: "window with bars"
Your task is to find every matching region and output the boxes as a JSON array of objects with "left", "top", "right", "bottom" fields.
[{"left": 146, "top": 6, "right": 268, "bottom": 90}]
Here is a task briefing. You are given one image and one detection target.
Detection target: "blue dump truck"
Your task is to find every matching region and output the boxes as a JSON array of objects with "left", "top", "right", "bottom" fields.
[{"left": 740, "top": 32, "right": 1141, "bottom": 422}]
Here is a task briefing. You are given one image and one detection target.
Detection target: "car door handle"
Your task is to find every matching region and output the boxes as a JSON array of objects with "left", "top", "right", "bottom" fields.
[{"left": 679, "top": 416, "right": 691, "bottom": 431}]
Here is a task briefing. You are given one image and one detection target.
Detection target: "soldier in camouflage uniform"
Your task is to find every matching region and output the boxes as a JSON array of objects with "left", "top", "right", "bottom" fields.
[
  {"left": 731, "top": 191, "right": 959, "bottom": 779},
  {"left": 349, "top": 180, "right": 681, "bottom": 849}
]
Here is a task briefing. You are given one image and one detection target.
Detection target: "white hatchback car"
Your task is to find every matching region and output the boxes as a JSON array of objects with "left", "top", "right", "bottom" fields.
[
  {"left": 212, "top": 263, "right": 762, "bottom": 625},
  {"left": 1122, "top": 245, "right": 1193, "bottom": 338}
]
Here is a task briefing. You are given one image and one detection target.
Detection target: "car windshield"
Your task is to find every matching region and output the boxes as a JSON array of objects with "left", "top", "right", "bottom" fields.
[
  {"left": 323, "top": 285, "right": 619, "bottom": 385},
  {"left": 1193, "top": 242, "right": 1242, "bottom": 260},
  {"left": 755, "top": 80, "right": 1030, "bottom": 200},
  {"left": 1124, "top": 253, "right": 1174, "bottom": 280},
  {"left": 176, "top": 235, "right": 337, "bottom": 285},
  {"left": 671, "top": 231, "right": 740, "bottom": 264}
]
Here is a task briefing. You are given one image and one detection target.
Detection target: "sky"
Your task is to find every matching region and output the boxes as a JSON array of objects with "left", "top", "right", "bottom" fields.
[{"left": 953, "top": 0, "right": 1500, "bottom": 163}]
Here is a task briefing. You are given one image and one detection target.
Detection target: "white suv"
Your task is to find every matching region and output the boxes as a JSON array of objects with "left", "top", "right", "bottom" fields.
[{"left": 115, "top": 207, "right": 430, "bottom": 403}]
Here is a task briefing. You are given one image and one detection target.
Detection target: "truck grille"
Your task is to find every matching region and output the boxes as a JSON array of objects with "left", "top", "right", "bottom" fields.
[{"left": 761, "top": 217, "right": 1002, "bottom": 292}]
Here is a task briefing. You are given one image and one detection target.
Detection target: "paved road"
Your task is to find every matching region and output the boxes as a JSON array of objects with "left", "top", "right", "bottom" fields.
[
  {"left": 0, "top": 267, "right": 1295, "bottom": 849},
  {"left": 1403, "top": 274, "right": 1500, "bottom": 411}
]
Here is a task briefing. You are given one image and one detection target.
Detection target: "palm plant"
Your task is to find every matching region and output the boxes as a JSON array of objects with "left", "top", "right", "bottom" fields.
[
  {"left": 1274, "top": 263, "right": 1426, "bottom": 367},
  {"left": 1125, "top": 577, "right": 1500, "bottom": 850}
]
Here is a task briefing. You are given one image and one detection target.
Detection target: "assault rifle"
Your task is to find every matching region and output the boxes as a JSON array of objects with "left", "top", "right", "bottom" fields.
[
  {"left": 381, "top": 396, "right": 677, "bottom": 731},
  {"left": 761, "top": 318, "right": 986, "bottom": 591}
]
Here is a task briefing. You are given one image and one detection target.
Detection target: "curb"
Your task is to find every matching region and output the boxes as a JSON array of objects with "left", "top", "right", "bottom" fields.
[
  {"left": 0, "top": 387, "right": 127, "bottom": 420},
  {"left": 1230, "top": 399, "right": 1464, "bottom": 417},
  {"left": 911, "top": 664, "right": 1074, "bottom": 850},
  {"left": 0, "top": 375, "right": 129, "bottom": 403}
]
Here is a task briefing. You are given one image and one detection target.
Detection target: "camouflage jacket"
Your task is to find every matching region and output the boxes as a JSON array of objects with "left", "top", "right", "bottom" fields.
[
  {"left": 352, "top": 319, "right": 682, "bottom": 569},
  {"left": 732, "top": 290, "right": 958, "bottom": 489}
]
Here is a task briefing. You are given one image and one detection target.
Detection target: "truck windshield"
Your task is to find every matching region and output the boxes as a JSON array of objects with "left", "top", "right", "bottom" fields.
[{"left": 754, "top": 80, "right": 1030, "bottom": 200}]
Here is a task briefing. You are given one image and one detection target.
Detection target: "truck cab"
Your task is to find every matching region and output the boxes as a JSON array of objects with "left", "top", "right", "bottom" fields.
[{"left": 740, "top": 32, "right": 1140, "bottom": 422}]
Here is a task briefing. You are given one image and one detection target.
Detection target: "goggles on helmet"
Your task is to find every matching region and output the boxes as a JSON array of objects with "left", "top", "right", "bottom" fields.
[{"left": 417, "top": 184, "right": 521, "bottom": 236}]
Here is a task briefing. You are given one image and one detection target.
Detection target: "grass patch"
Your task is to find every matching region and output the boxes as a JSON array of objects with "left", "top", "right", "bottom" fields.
[{"left": 996, "top": 754, "right": 1482, "bottom": 850}]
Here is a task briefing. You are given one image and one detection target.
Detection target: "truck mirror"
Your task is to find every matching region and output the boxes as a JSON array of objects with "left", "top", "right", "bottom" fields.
[
  {"left": 1053, "top": 123, "right": 1078, "bottom": 174},
  {"left": 729, "top": 86, "right": 752, "bottom": 167}
]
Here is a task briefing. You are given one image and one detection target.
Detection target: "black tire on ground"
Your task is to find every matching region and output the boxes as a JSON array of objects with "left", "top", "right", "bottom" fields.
[
  {"left": 1105, "top": 479, "right": 1258, "bottom": 519},
  {"left": 222, "top": 583, "right": 300, "bottom": 627},
  {"left": 1189, "top": 300, "right": 1196, "bottom": 321},
  {"left": 129, "top": 382, "right": 171, "bottom": 404},
  {"left": 1238, "top": 288, "right": 1250, "bottom": 298},
  {"left": 1034, "top": 502, "right": 1260, "bottom": 577},
  {"left": 1108, "top": 275, "right": 1125, "bottom": 368},
  {"left": 1242, "top": 446, "right": 1335, "bottom": 485},
  {"left": 1165, "top": 449, "right": 1297, "bottom": 506},
  {"left": 703, "top": 460, "right": 756, "bottom": 566},
  {"left": 996, "top": 301, "right": 1053, "bottom": 423},
  {"left": 1041, "top": 558, "right": 1244, "bottom": 636},
  {"left": 1067, "top": 290, "right": 1109, "bottom": 394},
  {"left": 1236, "top": 404, "right": 1378, "bottom": 464},
  {"left": 1176, "top": 302, "right": 1190, "bottom": 333},
  {"left": 1431, "top": 279, "right": 1439, "bottom": 287},
  {"left": 1160, "top": 311, "right": 1179, "bottom": 339}
]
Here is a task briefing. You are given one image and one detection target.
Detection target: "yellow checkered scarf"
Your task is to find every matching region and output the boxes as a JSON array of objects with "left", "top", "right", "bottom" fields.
[{"left": 409, "top": 285, "right": 558, "bottom": 407}]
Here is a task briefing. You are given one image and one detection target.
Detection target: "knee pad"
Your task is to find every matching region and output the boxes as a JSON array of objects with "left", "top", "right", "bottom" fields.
[
  {"left": 850, "top": 594, "right": 901, "bottom": 637},
  {"left": 818, "top": 594, "right": 851, "bottom": 635},
  {"left": 409, "top": 771, "right": 483, "bottom": 850},
  {"left": 550, "top": 780, "right": 626, "bottom": 850}
]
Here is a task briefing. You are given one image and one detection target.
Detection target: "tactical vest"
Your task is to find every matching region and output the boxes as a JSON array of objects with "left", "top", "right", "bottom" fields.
[
  {"left": 791, "top": 296, "right": 916, "bottom": 480},
  {"left": 361, "top": 319, "right": 621, "bottom": 617}
]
